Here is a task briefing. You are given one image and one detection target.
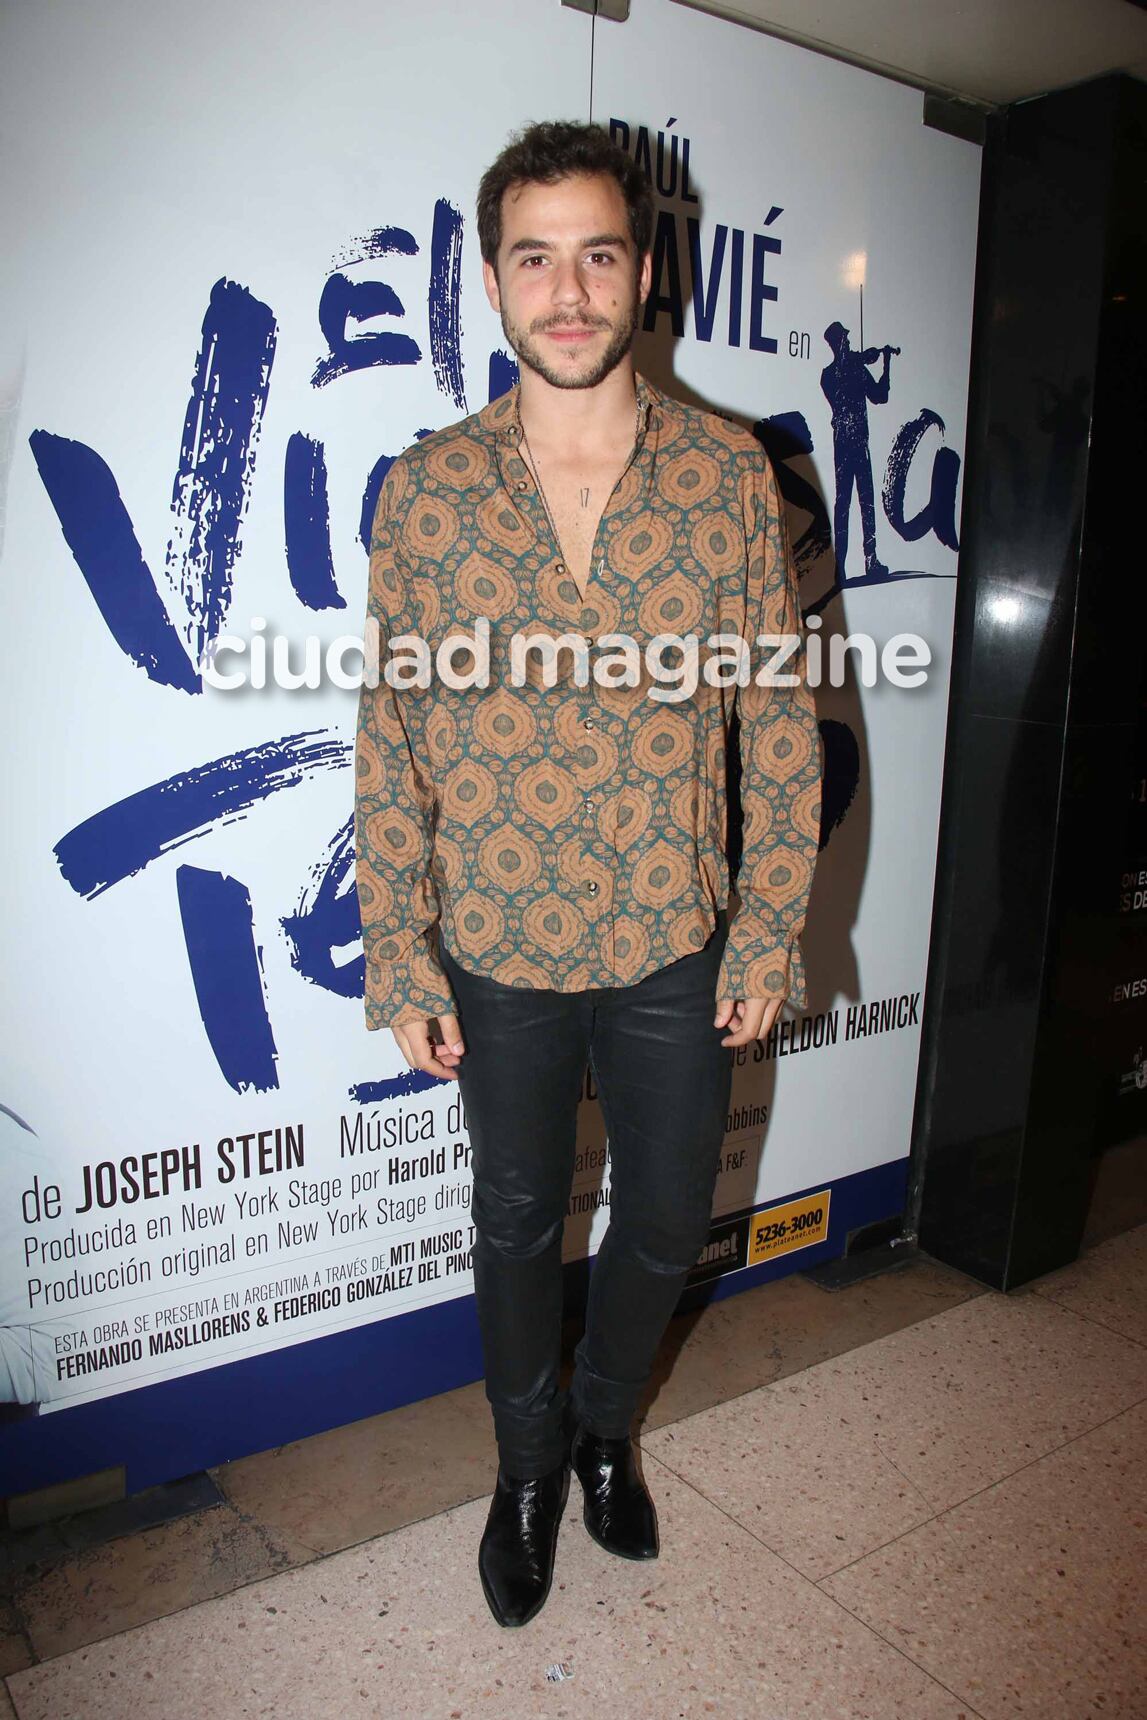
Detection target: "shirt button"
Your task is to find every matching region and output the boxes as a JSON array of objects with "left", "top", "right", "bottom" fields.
[
  {"left": 583, "top": 718, "right": 595, "bottom": 730},
  {"left": 586, "top": 881, "right": 599, "bottom": 897},
  {"left": 555, "top": 562, "right": 565, "bottom": 573},
  {"left": 584, "top": 798, "right": 593, "bottom": 811},
  {"left": 516, "top": 479, "right": 528, "bottom": 491}
]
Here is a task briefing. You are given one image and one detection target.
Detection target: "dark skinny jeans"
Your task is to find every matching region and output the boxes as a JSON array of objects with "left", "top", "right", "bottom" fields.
[{"left": 440, "top": 913, "right": 734, "bottom": 1479}]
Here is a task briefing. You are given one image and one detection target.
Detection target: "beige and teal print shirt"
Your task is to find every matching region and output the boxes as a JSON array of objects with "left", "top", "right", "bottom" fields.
[{"left": 355, "top": 372, "right": 822, "bottom": 1030}]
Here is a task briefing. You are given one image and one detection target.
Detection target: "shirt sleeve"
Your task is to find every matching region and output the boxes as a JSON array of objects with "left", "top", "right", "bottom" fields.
[
  {"left": 716, "top": 449, "right": 823, "bottom": 1011},
  {"left": 355, "top": 462, "right": 458, "bottom": 1032}
]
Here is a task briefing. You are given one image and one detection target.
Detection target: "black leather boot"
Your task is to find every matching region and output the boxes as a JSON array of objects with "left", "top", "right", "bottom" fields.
[
  {"left": 569, "top": 1421, "right": 660, "bottom": 1560},
  {"left": 477, "top": 1457, "right": 570, "bottom": 1627}
]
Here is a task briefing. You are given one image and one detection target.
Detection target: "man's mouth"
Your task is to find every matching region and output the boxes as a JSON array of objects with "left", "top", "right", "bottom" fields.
[{"left": 539, "top": 321, "right": 606, "bottom": 344}]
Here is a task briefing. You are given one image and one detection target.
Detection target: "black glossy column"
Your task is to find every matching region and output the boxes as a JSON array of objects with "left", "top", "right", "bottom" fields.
[{"left": 908, "top": 74, "right": 1147, "bottom": 1290}]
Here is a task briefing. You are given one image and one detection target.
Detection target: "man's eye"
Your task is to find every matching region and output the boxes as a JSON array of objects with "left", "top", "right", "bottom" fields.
[
  {"left": 588, "top": 252, "right": 615, "bottom": 265},
  {"left": 522, "top": 255, "right": 546, "bottom": 268}
]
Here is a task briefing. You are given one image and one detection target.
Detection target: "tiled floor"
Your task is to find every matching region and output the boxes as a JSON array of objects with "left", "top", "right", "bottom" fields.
[{"left": 2, "top": 1146, "right": 1144, "bottom": 1718}]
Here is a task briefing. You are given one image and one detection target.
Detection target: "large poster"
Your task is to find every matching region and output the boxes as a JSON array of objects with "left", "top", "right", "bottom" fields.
[
  {"left": 595, "top": 2, "right": 981, "bottom": 1266},
  {"left": 0, "top": 0, "right": 980, "bottom": 1486}
]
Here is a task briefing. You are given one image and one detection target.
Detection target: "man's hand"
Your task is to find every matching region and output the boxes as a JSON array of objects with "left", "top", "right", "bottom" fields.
[
  {"left": 714, "top": 996, "right": 785, "bottom": 1047},
  {"left": 392, "top": 1013, "right": 466, "bottom": 1081}
]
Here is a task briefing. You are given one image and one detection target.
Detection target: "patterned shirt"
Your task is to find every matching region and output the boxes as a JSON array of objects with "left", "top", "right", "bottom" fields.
[{"left": 355, "top": 372, "right": 822, "bottom": 1031}]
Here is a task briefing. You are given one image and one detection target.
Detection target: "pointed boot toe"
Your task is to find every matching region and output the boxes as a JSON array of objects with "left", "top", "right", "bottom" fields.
[{"left": 477, "top": 1459, "right": 570, "bottom": 1627}]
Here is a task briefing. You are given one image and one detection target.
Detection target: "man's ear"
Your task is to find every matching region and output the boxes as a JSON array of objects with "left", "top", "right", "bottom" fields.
[
  {"left": 637, "top": 247, "right": 653, "bottom": 308},
  {"left": 482, "top": 257, "right": 502, "bottom": 314}
]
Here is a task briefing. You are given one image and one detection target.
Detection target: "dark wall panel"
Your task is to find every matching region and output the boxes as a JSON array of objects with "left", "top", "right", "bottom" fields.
[{"left": 910, "top": 75, "right": 1147, "bottom": 1289}]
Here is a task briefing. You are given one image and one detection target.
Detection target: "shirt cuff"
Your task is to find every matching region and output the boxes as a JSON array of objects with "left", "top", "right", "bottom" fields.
[
  {"left": 716, "top": 920, "right": 808, "bottom": 1013},
  {"left": 364, "top": 927, "right": 458, "bottom": 1031}
]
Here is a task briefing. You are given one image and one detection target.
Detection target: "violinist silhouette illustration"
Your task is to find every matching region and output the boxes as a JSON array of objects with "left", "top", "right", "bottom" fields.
[{"left": 821, "top": 320, "right": 901, "bottom": 581}]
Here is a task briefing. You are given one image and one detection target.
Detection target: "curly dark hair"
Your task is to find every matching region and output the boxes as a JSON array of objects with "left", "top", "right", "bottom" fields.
[{"left": 476, "top": 120, "right": 654, "bottom": 273}]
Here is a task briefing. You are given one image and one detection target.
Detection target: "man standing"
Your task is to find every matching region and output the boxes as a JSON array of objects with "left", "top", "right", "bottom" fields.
[{"left": 355, "top": 121, "right": 821, "bottom": 1627}]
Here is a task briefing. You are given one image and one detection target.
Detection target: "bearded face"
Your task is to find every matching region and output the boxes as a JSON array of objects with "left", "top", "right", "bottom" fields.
[{"left": 483, "top": 172, "right": 649, "bottom": 392}]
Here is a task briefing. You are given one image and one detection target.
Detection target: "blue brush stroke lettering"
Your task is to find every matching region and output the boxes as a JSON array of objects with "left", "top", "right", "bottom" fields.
[
  {"left": 349, "top": 1070, "right": 448, "bottom": 1103},
  {"left": 28, "top": 431, "right": 200, "bottom": 693},
  {"left": 330, "top": 226, "right": 420, "bottom": 270},
  {"left": 312, "top": 271, "right": 421, "bottom": 388},
  {"left": 281, "top": 815, "right": 363, "bottom": 998},
  {"left": 285, "top": 432, "right": 344, "bottom": 609},
  {"left": 488, "top": 350, "right": 518, "bottom": 401},
  {"left": 165, "top": 280, "right": 278, "bottom": 665},
  {"left": 177, "top": 865, "right": 280, "bottom": 1093},
  {"left": 359, "top": 454, "right": 394, "bottom": 551},
  {"left": 55, "top": 732, "right": 351, "bottom": 899},
  {"left": 428, "top": 199, "right": 466, "bottom": 410},
  {"left": 29, "top": 279, "right": 275, "bottom": 693},
  {"left": 358, "top": 430, "right": 436, "bottom": 551},
  {"left": 883, "top": 409, "right": 960, "bottom": 549}
]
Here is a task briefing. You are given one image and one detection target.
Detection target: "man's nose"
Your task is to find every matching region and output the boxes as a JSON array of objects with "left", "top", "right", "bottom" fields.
[{"left": 549, "top": 258, "right": 590, "bottom": 308}]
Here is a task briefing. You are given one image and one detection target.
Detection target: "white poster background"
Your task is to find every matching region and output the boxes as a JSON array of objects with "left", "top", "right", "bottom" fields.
[{"left": 0, "top": 0, "right": 980, "bottom": 1414}]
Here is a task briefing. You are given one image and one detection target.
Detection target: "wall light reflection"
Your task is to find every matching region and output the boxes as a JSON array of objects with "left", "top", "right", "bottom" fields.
[{"left": 842, "top": 250, "right": 867, "bottom": 291}]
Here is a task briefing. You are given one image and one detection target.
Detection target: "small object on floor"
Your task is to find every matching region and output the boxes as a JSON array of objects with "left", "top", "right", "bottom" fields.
[
  {"left": 477, "top": 1458, "right": 570, "bottom": 1627},
  {"left": 544, "top": 1661, "right": 574, "bottom": 1682}
]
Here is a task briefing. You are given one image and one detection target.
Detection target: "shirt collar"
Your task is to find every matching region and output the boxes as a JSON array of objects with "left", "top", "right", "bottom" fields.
[{"left": 479, "top": 369, "right": 664, "bottom": 449}]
